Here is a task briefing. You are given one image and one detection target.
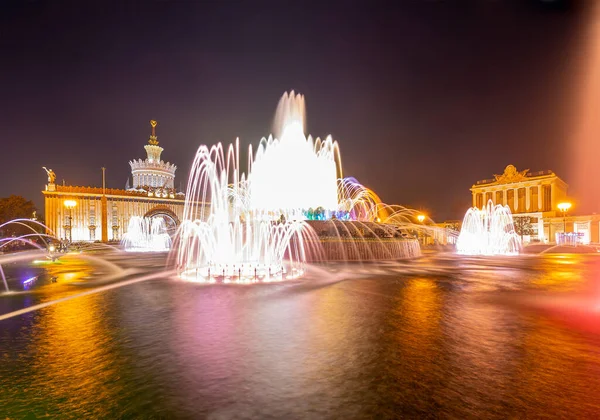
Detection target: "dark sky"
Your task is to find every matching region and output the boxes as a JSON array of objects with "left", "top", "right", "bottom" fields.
[{"left": 0, "top": 0, "right": 593, "bottom": 220}]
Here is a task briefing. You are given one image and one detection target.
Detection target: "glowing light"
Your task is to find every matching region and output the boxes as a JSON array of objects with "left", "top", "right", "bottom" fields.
[
  {"left": 558, "top": 202, "right": 572, "bottom": 212},
  {"left": 23, "top": 276, "right": 38, "bottom": 289},
  {"left": 64, "top": 200, "right": 77, "bottom": 209},
  {"left": 23, "top": 276, "right": 37, "bottom": 285},
  {"left": 457, "top": 200, "right": 521, "bottom": 256},
  {"left": 33, "top": 259, "right": 56, "bottom": 265},
  {"left": 417, "top": 214, "right": 426, "bottom": 223}
]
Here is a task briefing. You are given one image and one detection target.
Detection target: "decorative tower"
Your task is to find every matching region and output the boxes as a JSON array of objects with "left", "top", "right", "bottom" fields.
[
  {"left": 129, "top": 120, "right": 177, "bottom": 194},
  {"left": 145, "top": 120, "right": 163, "bottom": 162}
]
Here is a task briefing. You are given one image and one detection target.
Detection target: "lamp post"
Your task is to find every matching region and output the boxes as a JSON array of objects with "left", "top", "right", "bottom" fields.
[
  {"left": 64, "top": 200, "right": 77, "bottom": 242},
  {"left": 417, "top": 214, "right": 426, "bottom": 245},
  {"left": 557, "top": 202, "right": 572, "bottom": 233}
]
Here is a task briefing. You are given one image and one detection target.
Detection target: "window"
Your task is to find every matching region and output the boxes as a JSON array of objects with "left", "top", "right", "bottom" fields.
[
  {"left": 517, "top": 188, "right": 526, "bottom": 213},
  {"left": 112, "top": 204, "right": 118, "bottom": 227},
  {"left": 507, "top": 190, "right": 515, "bottom": 212},
  {"left": 542, "top": 185, "right": 551, "bottom": 211},
  {"left": 485, "top": 192, "right": 493, "bottom": 204},
  {"left": 495, "top": 190, "right": 503, "bottom": 206},
  {"left": 89, "top": 202, "right": 96, "bottom": 226},
  {"left": 529, "top": 186, "right": 538, "bottom": 212},
  {"left": 476, "top": 193, "right": 483, "bottom": 208}
]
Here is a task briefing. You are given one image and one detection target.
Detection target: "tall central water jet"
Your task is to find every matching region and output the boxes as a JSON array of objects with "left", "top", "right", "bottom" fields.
[{"left": 248, "top": 91, "right": 340, "bottom": 217}]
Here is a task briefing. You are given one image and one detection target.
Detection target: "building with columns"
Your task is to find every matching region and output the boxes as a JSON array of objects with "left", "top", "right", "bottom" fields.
[
  {"left": 471, "top": 164, "right": 600, "bottom": 244},
  {"left": 43, "top": 121, "right": 186, "bottom": 242}
]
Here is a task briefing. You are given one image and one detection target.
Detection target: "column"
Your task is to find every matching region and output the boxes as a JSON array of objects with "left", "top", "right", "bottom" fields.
[
  {"left": 513, "top": 188, "right": 518, "bottom": 213},
  {"left": 550, "top": 182, "right": 556, "bottom": 212},
  {"left": 44, "top": 195, "right": 51, "bottom": 237},
  {"left": 525, "top": 186, "right": 531, "bottom": 212},
  {"left": 537, "top": 185, "right": 542, "bottom": 211},
  {"left": 101, "top": 195, "right": 108, "bottom": 242}
]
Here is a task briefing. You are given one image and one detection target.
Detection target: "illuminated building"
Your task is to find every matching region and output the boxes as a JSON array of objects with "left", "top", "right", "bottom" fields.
[
  {"left": 471, "top": 164, "right": 600, "bottom": 244},
  {"left": 43, "top": 121, "right": 185, "bottom": 242},
  {"left": 129, "top": 120, "right": 177, "bottom": 190}
]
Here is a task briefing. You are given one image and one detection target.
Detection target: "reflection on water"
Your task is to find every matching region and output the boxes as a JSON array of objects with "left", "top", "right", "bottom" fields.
[
  {"left": 1, "top": 252, "right": 600, "bottom": 418},
  {"left": 30, "top": 294, "right": 118, "bottom": 417}
]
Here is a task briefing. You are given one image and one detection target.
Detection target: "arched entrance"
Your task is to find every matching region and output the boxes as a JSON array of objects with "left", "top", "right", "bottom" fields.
[{"left": 144, "top": 207, "right": 180, "bottom": 236}]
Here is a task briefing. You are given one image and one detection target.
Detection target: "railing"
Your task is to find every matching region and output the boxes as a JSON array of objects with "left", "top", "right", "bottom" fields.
[
  {"left": 53, "top": 185, "right": 185, "bottom": 200},
  {"left": 475, "top": 178, "right": 496, "bottom": 185},
  {"left": 527, "top": 170, "right": 554, "bottom": 177}
]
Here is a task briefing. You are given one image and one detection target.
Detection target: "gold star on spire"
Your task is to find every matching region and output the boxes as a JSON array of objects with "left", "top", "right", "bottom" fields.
[{"left": 148, "top": 120, "right": 159, "bottom": 145}]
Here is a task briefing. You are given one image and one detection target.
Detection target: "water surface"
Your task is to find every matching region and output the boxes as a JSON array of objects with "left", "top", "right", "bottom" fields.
[{"left": 1, "top": 252, "right": 600, "bottom": 418}]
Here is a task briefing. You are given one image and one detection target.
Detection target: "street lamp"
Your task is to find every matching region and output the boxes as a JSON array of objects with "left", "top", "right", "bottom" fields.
[
  {"left": 64, "top": 199, "right": 77, "bottom": 242},
  {"left": 417, "top": 214, "right": 426, "bottom": 245},
  {"left": 557, "top": 202, "right": 572, "bottom": 233}
]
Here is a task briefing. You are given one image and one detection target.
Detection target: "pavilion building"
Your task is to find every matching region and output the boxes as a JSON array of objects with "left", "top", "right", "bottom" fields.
[
  {"left": 471, "top": 164, "right": 600, "bottom": 244},
  {"left": 43, "top": 121, "right": 186, "bottom": 242}
]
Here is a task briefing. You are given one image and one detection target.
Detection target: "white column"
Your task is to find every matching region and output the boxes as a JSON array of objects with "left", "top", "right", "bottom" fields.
[
  {"left": 525, "top": 187, "right": 531, "bottom": 213},
  {"left": 513, "top": 188, "right": 518, "bottom": 213}
]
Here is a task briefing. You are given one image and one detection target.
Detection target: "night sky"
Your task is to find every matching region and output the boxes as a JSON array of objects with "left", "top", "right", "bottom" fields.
[{"left": 0, "top": 0, "right": 594, "bottom": 220}]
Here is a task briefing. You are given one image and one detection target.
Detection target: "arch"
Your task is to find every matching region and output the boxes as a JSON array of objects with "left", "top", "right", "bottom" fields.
[{"left": 144, "top": 206, "right": 180, "bottom": 226}]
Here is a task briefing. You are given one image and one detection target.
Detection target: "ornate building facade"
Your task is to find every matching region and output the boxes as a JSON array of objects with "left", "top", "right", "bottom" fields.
[
  {"left": 471, "top": 165, "right": 600, "bottom": 244},
  {"left": 43, "top": 121, "right": 186, "bottom": 242}
]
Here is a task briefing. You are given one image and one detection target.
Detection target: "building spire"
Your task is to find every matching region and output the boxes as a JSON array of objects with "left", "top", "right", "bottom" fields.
[{"left": 149, "top": 120, "right": 159, "bottom": 145}]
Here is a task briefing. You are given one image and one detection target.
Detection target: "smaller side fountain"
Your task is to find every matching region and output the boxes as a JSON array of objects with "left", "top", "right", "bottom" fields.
[
  {"left": 121, "top": 216, "right": 172, "bottom": 252},
  {"left": 457, "top": 200, "right": 521, "bottom": 256}
]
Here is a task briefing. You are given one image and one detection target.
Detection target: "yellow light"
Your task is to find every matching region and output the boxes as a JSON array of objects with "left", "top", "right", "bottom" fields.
[
  {"left": 64, "top": 199, "right": 77, "bottom": 209},
  {"left": 417, "top": 214, "right": 426, "bottom": 223},
  {"left": 557, "top": 202, "right": 572, "bottom": 212},
  {"left": 48, "top": 245, "right": 56, "bottom": 252}
]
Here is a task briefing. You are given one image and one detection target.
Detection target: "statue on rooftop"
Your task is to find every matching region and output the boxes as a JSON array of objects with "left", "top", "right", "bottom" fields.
[{"left": 42, "top": 167, "right": 56, "bottom": 184}]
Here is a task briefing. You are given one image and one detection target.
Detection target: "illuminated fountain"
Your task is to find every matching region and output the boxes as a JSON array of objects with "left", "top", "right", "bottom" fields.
[
  {"left": 248, "top": 92, "right": 340, "bottom": 219},
  {"left": 175, "top": 91, "right": 419, "bottom": 283},
  {"left": 456, "top": 200, "right": 521, "bottom": 256},
  {"left": 175, "top": 140, "right": 317, "bottom": 283},
  {"left": 121, "top": 216, "right": 172, "bottom": 252},
  {"left": 0, "top": 219, "right": 60, "bottom": 292}
]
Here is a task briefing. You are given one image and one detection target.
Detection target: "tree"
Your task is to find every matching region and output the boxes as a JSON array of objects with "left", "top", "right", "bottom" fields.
[
  {"left": 0, "top": 195, "right": 38, "bottom": 236},
  {"left": 512, "top": 216, "right": 534, "bottom": 241}
]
